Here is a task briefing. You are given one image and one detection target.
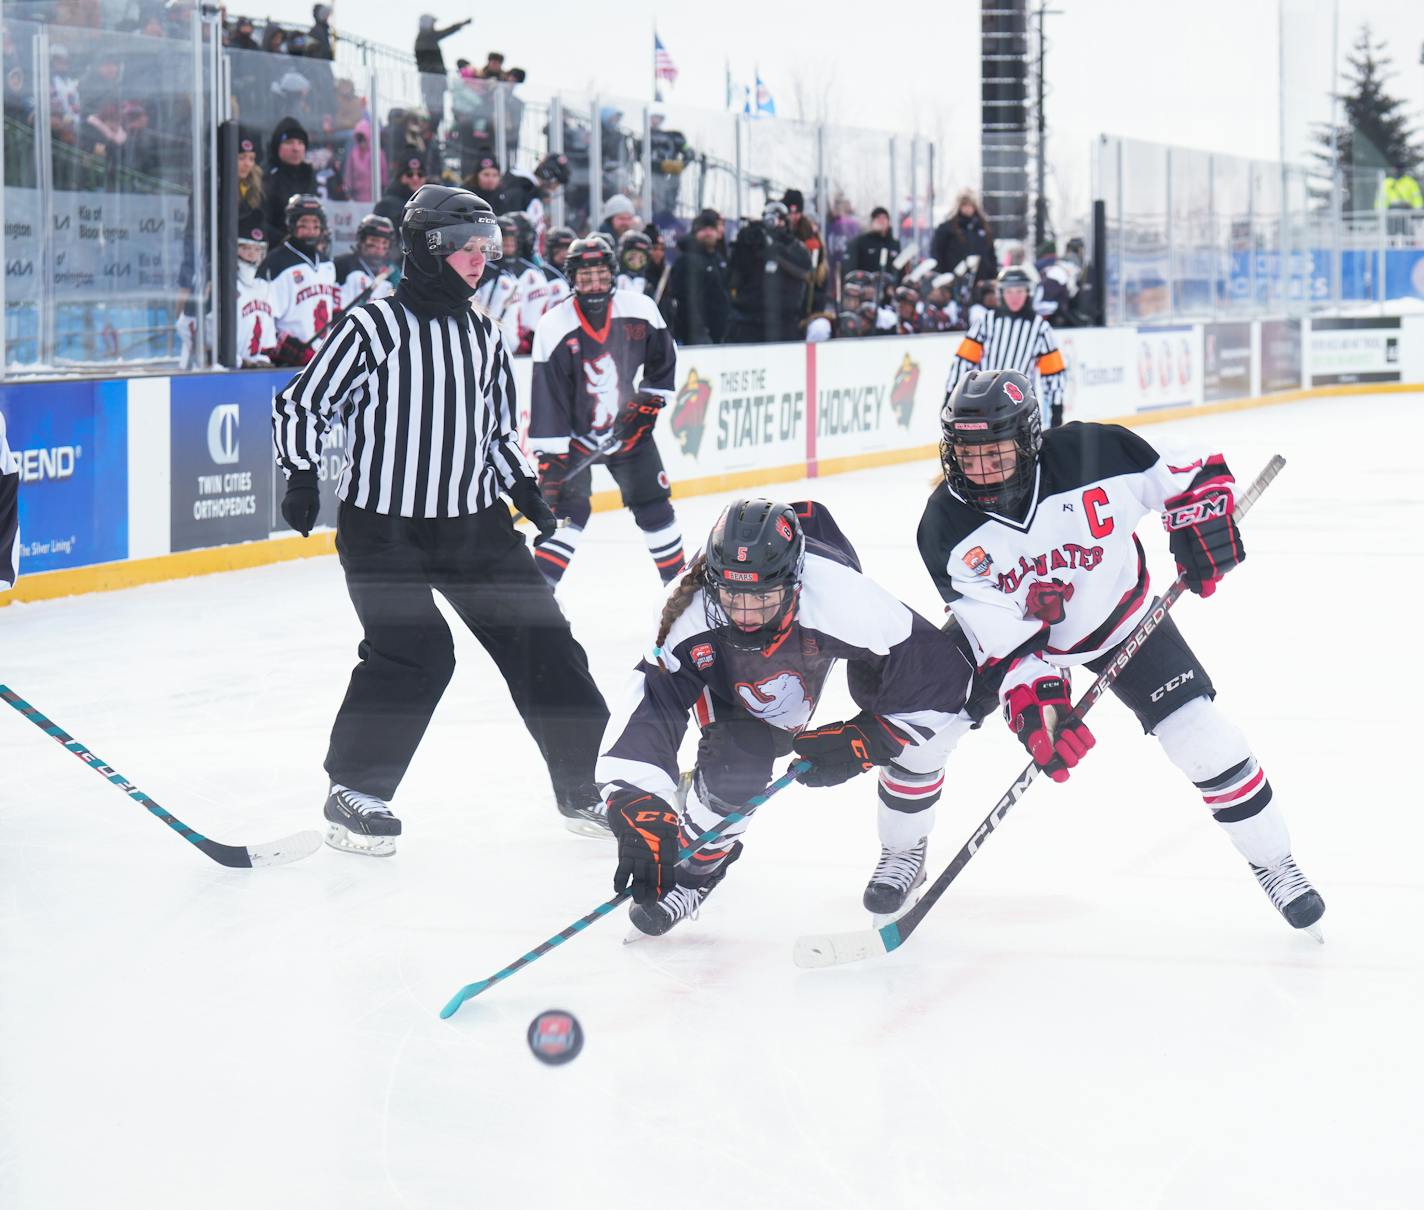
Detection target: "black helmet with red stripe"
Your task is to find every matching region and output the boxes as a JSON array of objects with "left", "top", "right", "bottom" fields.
[
  {"left": 939, "top": 369, "right": 1041, "bottom": 515},
  {"left": 566, "top": 235, "right": 616, "bottom": 321},
  {"left": 703, "top": 498, "right": 805, "bottom": 651}
]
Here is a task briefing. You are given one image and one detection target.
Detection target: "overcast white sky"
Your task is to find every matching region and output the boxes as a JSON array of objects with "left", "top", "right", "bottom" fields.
[{"left": 255, "top": 0, "right": 1423, "bottom": 222}]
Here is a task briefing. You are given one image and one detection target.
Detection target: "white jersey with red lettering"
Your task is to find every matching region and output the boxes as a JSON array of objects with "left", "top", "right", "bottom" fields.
[
  {"left": 916, "top": 421, "right": 1227, "bottom": 705},
  {"left": 258, "top": 242, "right": 340, "bottom": 346},
  {"left": 236, "top": 274, "right": 277, "bottom": 365},
  {"left": 332, "top": 252, "right": 394, "bottom": 311}
]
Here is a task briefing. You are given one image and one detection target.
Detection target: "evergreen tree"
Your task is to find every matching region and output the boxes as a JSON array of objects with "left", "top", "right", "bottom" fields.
[{"left": 1311, "top": 25, "right": 1421, "bottom": 211}]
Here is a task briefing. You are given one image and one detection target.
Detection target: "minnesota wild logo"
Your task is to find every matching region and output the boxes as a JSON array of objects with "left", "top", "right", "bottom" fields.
[
  {"left": 891, "top": 353, "right": 920, "bottom": 428},
  {"left": 670, "top": 367, "right": 713, "bottom": 457}
]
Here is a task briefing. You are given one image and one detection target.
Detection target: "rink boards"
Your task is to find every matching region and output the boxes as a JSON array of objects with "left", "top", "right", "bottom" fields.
[{"left": 3, "top": 313, "right": 1423, "bottom": 605}]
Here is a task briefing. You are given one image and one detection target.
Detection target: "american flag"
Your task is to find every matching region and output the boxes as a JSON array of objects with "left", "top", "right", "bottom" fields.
[{"left": 654, "top": 32, "right": 678, "bottom": 90}]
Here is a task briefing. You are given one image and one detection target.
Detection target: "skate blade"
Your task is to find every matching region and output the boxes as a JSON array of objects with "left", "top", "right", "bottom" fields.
[
  {"left": 1303, "top": 923, "right": 1325, "bottom": 944},
  {"left": 563, "top": 816, "right": 613, "bottom": 840},
  {"left": 323, "top": 823, "right": 396, "bottom": 858}
]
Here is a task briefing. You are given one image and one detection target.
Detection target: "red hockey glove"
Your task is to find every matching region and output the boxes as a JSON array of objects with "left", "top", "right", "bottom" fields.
[
  {"left": 271, "top": 333, "right": 314, "bottom": 367},
  {"left": 1162, "top": 457, "right": 1243, "bottom": 598},
  {"left": 612, "top": 392, "right": 667, "bottom": 452},
  {"left": 609, "top": 789, "right": 682, "bottom": 905},
  {"left": 792, "top": 712, "right": 910, "bottom": 788},
  {"left": 1004, "top": 674, "right": 1094, "bottom": 783}
]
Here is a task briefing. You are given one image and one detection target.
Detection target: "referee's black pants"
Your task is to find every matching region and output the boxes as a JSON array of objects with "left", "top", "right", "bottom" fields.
[{"left": 325, "top": 500, "right": 610, "bottom": 809}]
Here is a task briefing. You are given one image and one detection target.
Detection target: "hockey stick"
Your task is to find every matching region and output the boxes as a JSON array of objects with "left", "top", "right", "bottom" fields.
[
  {"left": 510, "top": 433, "right": 622, "bottom": 527},
  {"left": 0, "top": 686, "right": 322, "bottom": 869},
  {"left": 440, "top": 760, "right": 811, "bottom": 1018},
  {"left": 792, "top": 454, "right": 1287, "bottom": 970}
]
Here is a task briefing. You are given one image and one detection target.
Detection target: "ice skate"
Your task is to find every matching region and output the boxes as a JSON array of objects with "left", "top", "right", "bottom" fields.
[
  {"left": 863, "top": 839, "right": 928, "bottom": 924},
  {"left": 559, "top": 797, "right": 612, "bottom": 839},
  {"left": 323, "top": 785, "right": 401, "bottom": 857},
  {"left": 1250, "top": 854, "right": 1325, "bottom": 941},
  {"left": 625, "top": 842, "right": 741, "bottom": 941}
]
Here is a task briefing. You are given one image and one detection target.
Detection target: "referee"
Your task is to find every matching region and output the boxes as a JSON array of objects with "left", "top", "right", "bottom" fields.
[
  {"left": 273, "top": 183, "right": 611, "bottom": 856},
  {"left": 946, "top": 264, "right": 1067, "bottom": 427}
]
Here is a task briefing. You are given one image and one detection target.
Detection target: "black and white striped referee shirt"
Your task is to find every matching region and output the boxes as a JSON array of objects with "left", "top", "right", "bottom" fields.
[
  {"left": 945, "top": 309, "right": 1066, "bottom": 411},
  {"left": 272, "top": 298, "right": 536, "bottom": 517}
]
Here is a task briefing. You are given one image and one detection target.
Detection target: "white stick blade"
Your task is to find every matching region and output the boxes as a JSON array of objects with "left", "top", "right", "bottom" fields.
[
  {"left": 792, "top": 929, "right": 886, "bottom": 970},
  {"left": 247, "top": 830, "right": 324, "bottom": 868}
]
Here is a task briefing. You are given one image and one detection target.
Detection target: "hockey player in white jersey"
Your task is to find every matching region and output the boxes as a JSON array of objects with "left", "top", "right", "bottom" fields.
[
  {"left": 497, "top": 211, "right": 568, "bottom": 355},
  {"left": 599, "top": 498, "right": 974, "bottom": 936},
  {"left": 918, "top": 368, "right": 1324, "bottom": 935},
  {"left": 947, "top": 265, "right": 1067, "bottom": 427},
  {"left": 259, "top": 194, "right": 341, "bottom": 367},
  {"left": 235, "top": 223, "right": 277, "bottom": 366},
  {"left": 332, "top": 213, "right": 395, "bottom": 311},
  {"left": 529, "top": 235, "right": 684, "bottom": 588}
]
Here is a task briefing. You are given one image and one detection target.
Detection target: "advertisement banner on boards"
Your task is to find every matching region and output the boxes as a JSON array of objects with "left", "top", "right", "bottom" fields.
[
  {"left": 1259, "top": 318, "right": 1303, "bottom": 393},
  {"left": 1308, "top": 316, "right": 1401, "bottom": 385},
  {"left": 0, "top": 380, "right": 129, "bottom": 573},
  {"left": 1202, "top": 322, "right": 1253, "bottom": 402},
  {"left": 170, "top": 374, "right": 275, "bottom": 552},
  {"left": 1134, "top": 325, "right": 1202, "bottom": 410},
  {"left": 812, "top": 334, "right": 952, "bottom": 462},
  {"left": 1057, "top": 326, "right": 1139, "bottom": 421},
  {"left": 256, "top": 370, "right": 352, "bottom": 535}
]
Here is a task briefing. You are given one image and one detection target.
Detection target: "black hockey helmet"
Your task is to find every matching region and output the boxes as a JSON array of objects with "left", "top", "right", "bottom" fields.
[
  {"left": 355, "top": 213, "right": 395, "bottom": 251},
  {"left": 842, "top": 270, "right": 877, "bottom": 308},
  {"left": 500, "top": 211, "right": 536, "bottom": 260},
  {"left": 940, "top": 369, "right": 1042, "bottom": 515},
  {"left": 761, "top": 200, "right": 790, "bottom": 233},
  {"left": 893, "top": 284, "right": 921, "bottom": 312},
  {"left": 284, "top": 193, "right": 327, "bottom": 241},
  {"left": 544, "top": 225, "right": 576, "bottom": 265},
  {"left": 702, "top": 498, "right": 805, "bottom": 651},
  {"left": 401, "top": 184, "right": 501, "bottom": 261},
  {"left": 617, "top": 228, "right": 651, "bottom": 274},
  {"left": 566, "top": 235, "right": 616, "bottom": 319},
  {"left": 995, "top": 264, "right": 1036, "bottom": 314}
]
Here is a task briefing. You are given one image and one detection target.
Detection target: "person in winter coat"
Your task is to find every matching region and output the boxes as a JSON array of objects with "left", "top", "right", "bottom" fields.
[
  {"left": 264, "top": 116, "right": 318, "bottom": 237},
  {"left": 341, "top": 117, "right": 374, "bottom": 203},
  {"left": 414, "top": 14, "right": 471, "bottom": 121},
  {"left": 844, "top": 207, "right": 901, "bottom": 276},
  {"left": 669, "top": 210, "right": 730, "bottom": 346},
  {"left": 930, "top": 189, "right": 997, "bottom": 291},
  {"left": 309, "top": 4, "right": 336, "bottom": 60}
]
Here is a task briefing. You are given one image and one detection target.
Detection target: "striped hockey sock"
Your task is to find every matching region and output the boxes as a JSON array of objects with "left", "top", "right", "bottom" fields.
[
  {"left": 533, "top": 524, "right": 583, "bottom": 586},
  {"left": 640, "top": 520, "right": 685, "bottom": 584},
  {"left": 1197, "top": 756, "right": 1290, "bottom": 867},
  {"left": 877, "top": 763, "right": 943, "bottom": 850}
]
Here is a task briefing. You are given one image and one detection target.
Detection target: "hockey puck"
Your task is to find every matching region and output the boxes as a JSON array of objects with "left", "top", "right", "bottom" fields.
[{"left": 527, "top": 1010, "right": 584, "bottom": 1065}]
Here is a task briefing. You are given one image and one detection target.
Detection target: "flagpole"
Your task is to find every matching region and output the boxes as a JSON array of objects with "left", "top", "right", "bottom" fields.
[{"left": 652, "top": 25, "right": 658, "bottom": 104}]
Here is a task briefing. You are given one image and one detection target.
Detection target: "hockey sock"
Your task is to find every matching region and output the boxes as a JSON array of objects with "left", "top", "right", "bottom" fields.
[
  {"left": 1153, "top": 697, "right": 1290, "bottom": 866},
  {"left": 876, "top": 763, "right": 943, "bottom": 849},
  {"left": 533, "top": 523, "right": 583, "bottom": 586},
  {"left": 639, "top": 518, "right": 685, "bottom": 584},
  {"left": 678, "top": 771, "right": 753, "bottom": 881}
]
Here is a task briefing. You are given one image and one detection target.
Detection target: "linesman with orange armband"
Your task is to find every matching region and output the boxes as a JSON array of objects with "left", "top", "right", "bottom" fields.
[{"left": 946, "top": 265, "right": 1067, "bottom": 427}]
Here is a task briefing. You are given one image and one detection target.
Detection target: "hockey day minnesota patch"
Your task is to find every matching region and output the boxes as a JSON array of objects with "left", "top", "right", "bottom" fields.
[{"left": 962, "top": 546, "right": 993, "bottom": 576}]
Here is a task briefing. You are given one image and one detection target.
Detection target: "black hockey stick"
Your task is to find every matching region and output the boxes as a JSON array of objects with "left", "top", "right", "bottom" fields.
[
  {"left": 793, "top": 454, "right": 1286, "bottom": 969},
  {"left": 0, "top": 685, "right": 322, "bottom": 869},
  {"left": 441, "top": 761, "right": 811, "bottom": 1018}
]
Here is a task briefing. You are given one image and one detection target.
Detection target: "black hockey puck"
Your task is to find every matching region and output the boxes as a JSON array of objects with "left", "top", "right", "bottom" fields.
[{"left": 527, "top": 1010, "right": 584, "bottom": 1065}]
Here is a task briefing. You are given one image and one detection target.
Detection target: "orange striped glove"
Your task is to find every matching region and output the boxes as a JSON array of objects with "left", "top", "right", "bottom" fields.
[
  {"left": 609, "top": 790, "right": 681, "bottom": 905},
  {"left": 792, "top": 712, "right": 910, "bottom": 787}
]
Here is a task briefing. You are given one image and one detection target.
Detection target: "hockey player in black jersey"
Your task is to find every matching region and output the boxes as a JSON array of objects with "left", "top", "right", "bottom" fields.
[
  {"left": 918, "top": 369, "right": 1324, "bottom": 935},
  {"left": 529, "top": 236, "right": 685, "bottom": 588},
  {"left": 599, "top": 499, "right": 974, "bottom": 936},
  {"left": 332, "top": 213, "right": 396, "bottom": 311}
]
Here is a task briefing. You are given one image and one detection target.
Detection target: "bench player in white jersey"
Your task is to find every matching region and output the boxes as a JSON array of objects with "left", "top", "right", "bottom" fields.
[
  {"left": 529, "top": 235, "right": 684, "bottom": 588},
  {"left": 235, "top": 222, "right": 277, "bottom": 366},
  {"left": 332, "top": 213, "right": 395, "bottom": 311},
  {"left": 947, "top": 265, "right": 1066, "bottom": 427},
  {"left": 497, "top": 211, "right": 568, "bottom": 355},
  {"left": 259, "top": 194, "right": 341, "bottom": 367},
  {"left": 598, "top": 498, "right": 974, "bottom": 936},
  {"left": 917, "top": 368, "right": 1324, "bottom": 935}
]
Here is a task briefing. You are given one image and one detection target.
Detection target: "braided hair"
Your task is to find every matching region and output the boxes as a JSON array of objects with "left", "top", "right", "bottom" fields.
[{"left": 654, "top": 553, "right": 707, "bottom": 652}]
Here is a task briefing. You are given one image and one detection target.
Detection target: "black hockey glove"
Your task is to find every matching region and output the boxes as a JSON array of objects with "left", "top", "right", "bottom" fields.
[
  {"left": 280, "top": 468, "right": 320, "bottom": 537},
  {"left": 536, "top": 451, "right": 571, "bottom": 514},
  {"left": 613, "top": 392, "right": 666, "bottom": 453},
  {"left": 508, "top": 475, "right": 557, "bottom": 542},
  {"left": 608, "top": 789, "right": 682, "bottom": 906},
  {"left": 792, "top": 712, "right": 910, "bottom": 788},
  {"left": 1162, "top": 456, "right": 1243, "bottom": 598}
]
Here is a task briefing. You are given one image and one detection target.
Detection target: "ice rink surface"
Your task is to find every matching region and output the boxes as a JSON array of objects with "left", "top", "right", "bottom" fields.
[{"left": 2, "top": 393, "right": 1421, "bottom": 1209}]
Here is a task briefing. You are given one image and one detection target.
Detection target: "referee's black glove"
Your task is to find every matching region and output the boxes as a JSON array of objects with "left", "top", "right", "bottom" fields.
[
  {"left": 281, "top": 468, "right": 320, "bottom": 537},
  {"left": 509, "top": 476, "right": 558, "bottom": 542}
]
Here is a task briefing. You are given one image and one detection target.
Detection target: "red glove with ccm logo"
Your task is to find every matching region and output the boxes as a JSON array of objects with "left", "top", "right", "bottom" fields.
[
  {"left": 1162, "top": 456, "right": 1243, "bottom": 598},
  {"left": 1003, "top": 671, "right": 1094, "bottom": 783}
]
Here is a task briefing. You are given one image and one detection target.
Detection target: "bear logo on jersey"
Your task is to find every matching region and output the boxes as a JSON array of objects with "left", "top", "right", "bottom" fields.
[
  {"left": 583, "top": 353, "right": 622, "bottom": 432},
  {"left": 735, "top": 672, "right": 814, "bottom": 731},
  {"left": 1024, "top": 578, "right": 1075, "bottom": 624},
  {"left": 670, "top": 367, "right": 712, "bottom": 457}
]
